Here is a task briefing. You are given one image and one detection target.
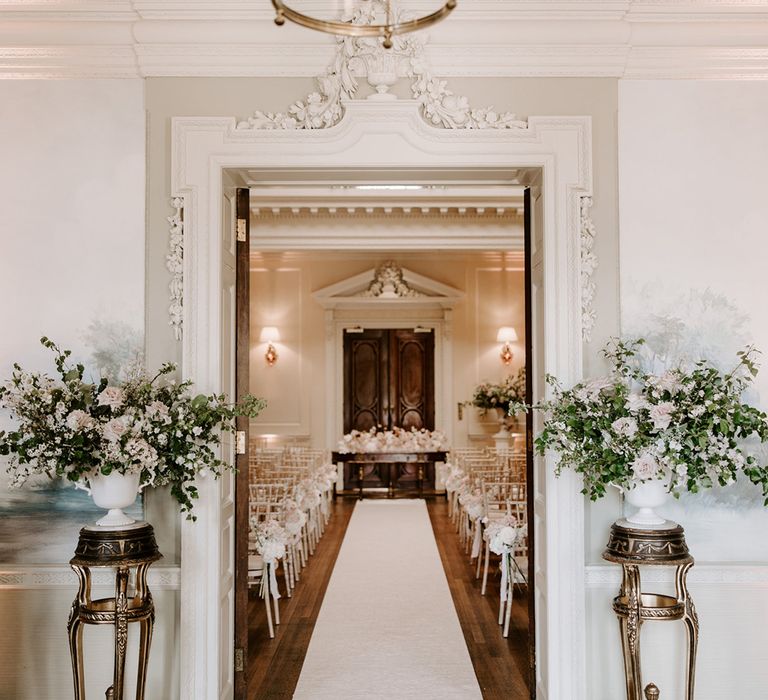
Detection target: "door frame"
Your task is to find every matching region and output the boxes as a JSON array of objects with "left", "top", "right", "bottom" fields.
[{"left": 172, "top": 101, "right": 591, "bottom": 700}]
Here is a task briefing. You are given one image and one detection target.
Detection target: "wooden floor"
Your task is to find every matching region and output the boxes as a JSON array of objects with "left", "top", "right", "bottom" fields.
[{"left": 247, "top": 497, "right": 531, "bottom": 699}]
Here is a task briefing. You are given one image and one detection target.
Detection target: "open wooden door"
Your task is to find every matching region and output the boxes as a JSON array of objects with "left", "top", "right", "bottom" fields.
[
  {"left": 233, "top": 187, "right": 250, "bottom": 699},
  {"left": 526, "top": 181, "right": 547, "bottom": 699}
]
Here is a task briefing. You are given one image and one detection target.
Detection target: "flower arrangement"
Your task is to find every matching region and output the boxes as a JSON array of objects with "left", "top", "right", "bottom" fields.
[
  {"left": 531, "top": 338, "right": 768, "bottom": 502},
  {"left": 468, "top": 367, "right": 526, "bottom": 415},
  {"left": 336, "top": 426, "right": 449, "bottom": 454},
  {"left": 0, "top": 338, "right": 266, "bottom": 517},
  {"left": 484, "top": 514, "right": 525, "bottom": 556}
]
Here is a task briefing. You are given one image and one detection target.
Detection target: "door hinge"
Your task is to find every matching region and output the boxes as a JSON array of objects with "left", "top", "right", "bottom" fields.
[
  {"left": 234, "top": 647, "right": 245, "bottom": 673},
  {"left": 236, "top": 431, "right": 247, "bottom": 455},
  {"left": 236, "top": 218, "right": 247, "bottom": 242}
]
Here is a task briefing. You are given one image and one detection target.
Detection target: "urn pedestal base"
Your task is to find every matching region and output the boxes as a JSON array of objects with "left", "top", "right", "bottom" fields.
[
  {"left": 68, "top": 522, "right": 162, "bottom": 700},
  {"left": 603, "top": 521, "right": 698, "bottom": 700}
]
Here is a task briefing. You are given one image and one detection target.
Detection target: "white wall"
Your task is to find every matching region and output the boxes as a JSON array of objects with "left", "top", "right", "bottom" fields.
[
  {"left": 585, "top": 80, "right": 768, "bottom": 700},
  {"left": 0, "top": 80, "right": 178, "bottom": 699}
]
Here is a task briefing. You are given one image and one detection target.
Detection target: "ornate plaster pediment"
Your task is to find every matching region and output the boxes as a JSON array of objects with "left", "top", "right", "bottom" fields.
[{"left": 313, "top": 261, "right": 465, "bottom": 310}]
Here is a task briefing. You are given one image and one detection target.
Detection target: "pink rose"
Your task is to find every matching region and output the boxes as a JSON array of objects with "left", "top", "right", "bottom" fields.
[
  {"left": 102, "top": 417, "right": 128, "bottom": 443},
  {"left": 97, "top": 386, "right": 124, "bottom": 410}
]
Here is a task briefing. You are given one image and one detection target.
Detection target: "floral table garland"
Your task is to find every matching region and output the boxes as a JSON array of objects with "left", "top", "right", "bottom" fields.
[{"left": 336, "top": 426, "right": 449, "bottom": 454}]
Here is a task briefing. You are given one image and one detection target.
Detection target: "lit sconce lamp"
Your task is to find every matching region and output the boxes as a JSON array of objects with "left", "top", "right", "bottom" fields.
[
  {"left": 260, "top": 326, "right": 280, "bottom": 366},
  {"left": 496, "top": 326, "right": 518, "bottom": 365}
]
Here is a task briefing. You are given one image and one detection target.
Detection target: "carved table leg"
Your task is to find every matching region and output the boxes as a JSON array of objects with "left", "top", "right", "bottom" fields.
[
  {"left": 358, "top": 464, "right": 364, "bottom": 500},
  {"left": 676, "top": 562, "right": 698, "bottom": 700},
  {"left": 68, "top": 565, "right": 90, "bottom": 700},
  {"left": 418, "top": 464, "right": 424, "bottom": 498},
  {"left": 617, "top": 564, "right": 644, "bottom": 700},
  {"left": 135, "top": 563, "right": 154, "bottom": 700},
  {"left": 112, "top": 566, "right": 130, "bottom": 700}
]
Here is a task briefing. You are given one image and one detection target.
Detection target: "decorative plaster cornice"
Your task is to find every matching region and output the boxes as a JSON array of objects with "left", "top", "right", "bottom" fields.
[{"left": 4, "top": 1, "right": 768, "bottom": 78}]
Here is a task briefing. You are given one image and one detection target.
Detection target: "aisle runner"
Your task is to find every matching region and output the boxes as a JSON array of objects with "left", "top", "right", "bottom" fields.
[{"left": 293, "top": 500, "right": 482, "bottom": 699}]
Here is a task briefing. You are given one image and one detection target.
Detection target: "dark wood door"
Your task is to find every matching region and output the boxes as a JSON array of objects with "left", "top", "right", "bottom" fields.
[
  {"left": 344, "top": 328, "right": 434, "bottom": 432},
  {"left": 343, "top": 328, "right": 435, "bottom": 490},
  {"left": 234, "top": 188, "right": 250, "bottom": 698}
]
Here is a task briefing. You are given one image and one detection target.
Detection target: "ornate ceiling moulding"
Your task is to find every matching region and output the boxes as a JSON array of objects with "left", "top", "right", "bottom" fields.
[{"left": 250, "top": 205, "right": 523, "bottom": 218}]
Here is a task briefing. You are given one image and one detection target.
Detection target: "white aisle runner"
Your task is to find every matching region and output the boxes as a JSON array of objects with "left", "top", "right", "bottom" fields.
[{"left": 293, "top": 500, "right": 482, "bottom": 700}]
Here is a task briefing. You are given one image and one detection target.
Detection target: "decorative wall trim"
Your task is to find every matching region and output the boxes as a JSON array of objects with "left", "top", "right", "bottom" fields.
[
  {"left": 172, "top": 103, "right": 591, "bottom": 699},
  {"left": 235, "top": 6, "right": 526, "bottom": 133},
  {"left": 6, "top": 1, "right": 768, "bottom": 79},
  {"left": 586, "top": 563, "right": 768, "bottom": 588},
  {"left": 167, "top": 197, "right": 184, "bottom": 341},
  {"left": 580, "top": 196, "right": 598, "bottom": 343},
  {"left": 0, "top": 565, "right": 181, "bottom": 590}
]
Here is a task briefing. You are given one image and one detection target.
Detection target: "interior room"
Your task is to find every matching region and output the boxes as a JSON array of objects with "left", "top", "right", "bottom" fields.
[{"left": 2, "top": 3, "right": 768, "bottom": 700}]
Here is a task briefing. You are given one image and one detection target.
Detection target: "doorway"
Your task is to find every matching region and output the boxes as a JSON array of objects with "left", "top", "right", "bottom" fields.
[
  {"left": 343, "top": 327, "right": 436, "bottom": 491},
  {"left": 172, "top": 105, "right": 591, "bottom": 700}
]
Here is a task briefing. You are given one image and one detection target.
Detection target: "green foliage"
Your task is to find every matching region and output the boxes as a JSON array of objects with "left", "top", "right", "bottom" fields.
[
  {"left": 467, "top": 367, "right": 526, "bottom": 415},
  {"left": 528, "top": 338, "right": 768, "bottom": 502},
  {"left": 0, "top": 338, "right": 267, "bottom": 518}
]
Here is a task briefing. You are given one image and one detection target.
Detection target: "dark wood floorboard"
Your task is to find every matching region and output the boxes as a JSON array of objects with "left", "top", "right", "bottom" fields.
[
  {"left": 247, "top": 497, "right": 531, "bottom": 699},
  {"left": 247, "top": 499, "right": 356, "bottom": 699},
  {"left": 427, "top": 498, "right": 531, "bottom": 700}
]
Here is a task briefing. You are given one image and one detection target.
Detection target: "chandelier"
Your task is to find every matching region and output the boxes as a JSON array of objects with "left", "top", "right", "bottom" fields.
[{"left": 272, "top": 0, "right": 458, "bottom": 49}]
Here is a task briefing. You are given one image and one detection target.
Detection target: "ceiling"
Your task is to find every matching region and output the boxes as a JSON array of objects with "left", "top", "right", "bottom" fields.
[{"left": 3, "top": 1, "right": 768, "bottom": 79}]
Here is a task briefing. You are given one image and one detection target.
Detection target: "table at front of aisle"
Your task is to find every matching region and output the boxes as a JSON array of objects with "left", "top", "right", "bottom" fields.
[{"left": 332, "top": 451, "right": 449, "bottom": 498}]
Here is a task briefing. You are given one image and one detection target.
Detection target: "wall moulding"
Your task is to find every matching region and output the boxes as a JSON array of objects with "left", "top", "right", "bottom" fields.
[
  {"left": 6, "top": 1, "right": 768, "bottom": 78},
  {"left": 172, "top": 97, "right": 592, "bottom": 699},
  {"left": 0, "top": 565, "right": 181, "bottom": 590}
]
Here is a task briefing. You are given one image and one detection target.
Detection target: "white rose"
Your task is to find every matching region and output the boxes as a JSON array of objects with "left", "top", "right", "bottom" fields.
[
  {"left": 626, "top": 394, "right": 649, "bottom": 413},
  {"left": 102, "top": 417, "right": 128, "bottom": 443},
  {"left": 655, "top": 371, "right": 682, "bottom": 396},
  {"left": 611, "top": 417, "right": 638, "bottom": 439},
  {"left": 146, "top": 400, "right": 168, "bottom": 418},
  {"left": 649, "top": 401, "right": 675, "bottom": 431},
  {"left": 97, "top": 386, "right": 124, "bottom": 410},
  {"left": 631, "top": 452, "right": 659, "bottom": 481},
  {"left": 66, "top": 409, "right": 92, "bottom": 431}
]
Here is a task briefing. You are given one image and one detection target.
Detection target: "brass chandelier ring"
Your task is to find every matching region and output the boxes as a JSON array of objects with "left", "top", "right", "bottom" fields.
[{"left": 272, "top": 1, "right": 458, "bottom": 49}]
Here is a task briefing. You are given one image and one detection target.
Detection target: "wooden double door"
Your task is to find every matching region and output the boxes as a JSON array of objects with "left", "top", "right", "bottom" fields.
[{"left": 343, "top": 328, "right": 435, "bottom": 491}]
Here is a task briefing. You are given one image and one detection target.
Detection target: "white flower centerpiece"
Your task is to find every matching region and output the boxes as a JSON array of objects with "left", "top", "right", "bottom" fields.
[
  {"left": 336, "top": 426, "right": 449, "bottom": 454},
  {"left": 525, "top": 338, "right": 768, "bottom": 526},
  {"left": 467, "top": 368, "right": 526, "bottom": 436},
  {"left": 0, "top": 337, "right": 266, "bottom": 526}
]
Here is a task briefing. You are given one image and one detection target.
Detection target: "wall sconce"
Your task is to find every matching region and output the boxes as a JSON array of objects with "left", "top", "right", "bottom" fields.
[
  {"left": 260, "top": 326, "right": 280, "bottom": 366},
  {"left": 496, "top": 326, "right": 518, "bottom": 365}
]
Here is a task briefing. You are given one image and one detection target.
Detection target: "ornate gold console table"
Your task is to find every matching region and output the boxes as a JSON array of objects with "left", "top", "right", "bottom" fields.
[
  {"left": 68, "top": 523, "right": 162, "bottom": 700},
  {"left": 603, "top": 521, "right": 698, "bottom": 700}
]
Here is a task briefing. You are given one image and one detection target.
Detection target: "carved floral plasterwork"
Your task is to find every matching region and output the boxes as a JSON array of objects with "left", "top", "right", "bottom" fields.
[
  {"left": 234, "top": 1, "right": 527, "bottom": 132},
  {"left": 580, "top": 196, "right": 598, "bottom": 343},
  {"left": 357, "top": 261, "right": 422, "bottom": 298},
  {"left": 167, "top": 197, "right": 184, "bottom": 340},
  {"left": 168, "top": 1, "right": 599, "bottom": 341}
]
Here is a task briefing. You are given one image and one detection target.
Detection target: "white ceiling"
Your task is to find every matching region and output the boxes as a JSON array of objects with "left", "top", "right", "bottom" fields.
[{"left": 3, "top": 0, "right": 768, "bottom": 79}]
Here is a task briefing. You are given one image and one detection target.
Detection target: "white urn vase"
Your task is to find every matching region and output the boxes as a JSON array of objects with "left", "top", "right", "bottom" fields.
[
  {"left": 87, "top": 471, "right": 141, "bottom": 528},
  {"left": 492, "top": 407, "right": 512, "bottom": 451},
  {"left": 623, "top": 478, "right": 670, "bottom": 527}
]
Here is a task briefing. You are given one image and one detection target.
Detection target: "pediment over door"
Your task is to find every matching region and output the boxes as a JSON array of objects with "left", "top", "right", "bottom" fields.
[{"left": 312, "top": 261, "right": 465, "bottom": 310}]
